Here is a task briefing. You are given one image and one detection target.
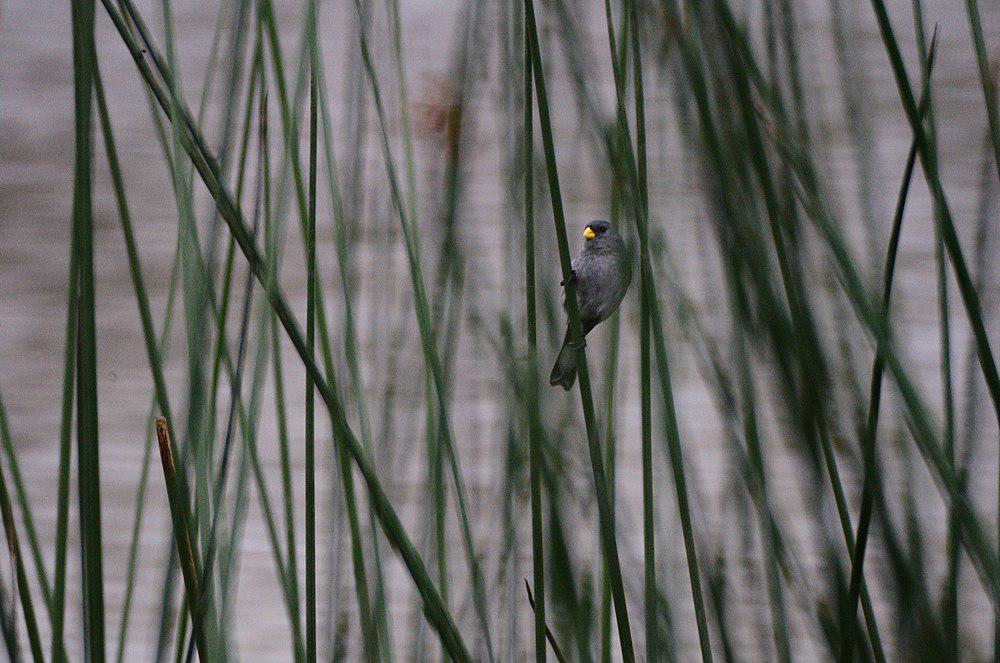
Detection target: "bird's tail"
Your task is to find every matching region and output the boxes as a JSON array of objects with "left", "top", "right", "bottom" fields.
[{"left": 549, "top": 327, "right": 578, "bottom": 390}]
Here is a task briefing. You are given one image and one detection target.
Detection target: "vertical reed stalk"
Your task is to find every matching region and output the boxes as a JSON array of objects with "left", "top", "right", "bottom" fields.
[
  {"left": 840, "top": 33, "right": 936, "bottom": 660},
  {"left": 523, "top": 0, "right": 635, "bottom": 658},
  {"left": 523, "top": 16, "right": 546, "bottom": 662},
  {"left": 305, "top": 2, "right": 319, "bottom": 660},
  {"left": 0, "top": 396, "right": 44, "bottom": 662},
  {"left": 70, "top": 0, "right": 105, "bottom": 657}
]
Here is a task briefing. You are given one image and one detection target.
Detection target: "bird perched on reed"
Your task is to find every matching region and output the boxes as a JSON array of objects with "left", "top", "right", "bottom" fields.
[{"left": 550, "top": 220, "right": 632, "bottom": 390}]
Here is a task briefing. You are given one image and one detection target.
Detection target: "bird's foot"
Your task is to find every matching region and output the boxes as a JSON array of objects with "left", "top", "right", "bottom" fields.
[{"left": 560, "top": 269, "right": 577, "bottom": 287}]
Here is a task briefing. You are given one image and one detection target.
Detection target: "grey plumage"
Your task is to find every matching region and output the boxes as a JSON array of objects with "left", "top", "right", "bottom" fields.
[{"left": 550, "top": 220, "right": 631, "bottom": 390}]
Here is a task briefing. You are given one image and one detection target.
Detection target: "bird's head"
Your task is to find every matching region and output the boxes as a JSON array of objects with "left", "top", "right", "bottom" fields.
[{"left": 582, "top": 220, "right": 619, "bottom": 249}]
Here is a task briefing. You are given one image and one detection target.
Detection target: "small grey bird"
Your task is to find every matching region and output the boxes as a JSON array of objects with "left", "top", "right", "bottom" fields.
[{"left": 550, "top": 220, "right": 632, "bottom": 390}]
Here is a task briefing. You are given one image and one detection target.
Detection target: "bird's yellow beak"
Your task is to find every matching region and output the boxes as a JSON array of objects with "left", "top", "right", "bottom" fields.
[{"left": 583, "top": 226, "right": 596, "bottom": 240}]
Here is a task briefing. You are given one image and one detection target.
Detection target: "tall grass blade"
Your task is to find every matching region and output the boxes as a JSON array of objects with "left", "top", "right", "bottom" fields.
[
  {"left": 526, "top": 580, "right": 568, "bottom": 663},
  {"left": 602, "top": 2, "right": 714, "bottom": 657},
  {"left": 50, "top": 169, "right": 78, "bottom": 663},
  {"left": 866, "top": 0, "right": 1000, "bottom": 430},
  {"left": 305, "top": 3, "right": 319, "bottom": 657},
  {"left": 0, "top": 394, "right": 44, "bottom": 662},
  {"left": 626, "top": 4, "right": 657, "bottom": 659},
  {"left": 961, "top": 0, "right": 1000, "bottom": 187},
  {"left": 840, "top": 30, "right": 936, "bottom": 660},
  {"left": 70, "top": 0, "right": 105, "bottom": 656},
  {"left": 522, "top": 15, "right": 546, "bottom": 661},
  {"left": 523, "top": 0, "right": 635, "bottom": 658}
]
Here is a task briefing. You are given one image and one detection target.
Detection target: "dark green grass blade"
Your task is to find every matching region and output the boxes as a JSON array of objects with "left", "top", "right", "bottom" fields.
[
  {"left": 0, "top": 388, "right": 52, "bottom": 617},
  {"left": 114, "top": 248, "right": 181, "bottom": 663},
  {"left": 960, "top": 3, "right": 1000, "bottom": 651},
  {"left": 93, "top": 55, "right": 214, "bottom": 660},
  {"left": 0, "top": 394, "right": 44, "bottom": 662},
  {"left": 118, "top": 3, "right": 304, "bottom": 656},
  {"left": 314, "top": 35, "right": 393, "bottom": 660},
  {"left": 523, "top": 0, "right": 635, "bottom": 659},
  {"left": 722, "top": 0, "right": 997, "bottom": 593},
  {"left": 70, "top": 0, "right": 105, "bottom": 657},
  {"left": 961, "top": 0, "right": 1000, "bottom": 188},
  {"left": 252, "top": 9, "right": 383, "bottom": 655},
  {"left": 0, "top": 572, "right": 19, "bottom": 660},
  {"left": 840, "top": 32, "right": 936, "bottom": 660},
  {"left": 50, "top": 163, "right": 79, "bottom": 663},
  {"left": 626, "top": 5, "right": 657, "bottom": 659},
  {"left": 0, "top": 399, "right": 52, "bottom": 640},
  {"left": 601, "top": 2, "right": 713, "bottom": 658},
  {"left": 526, "top": 580, "right": 568, "bottom": 663},
  {"left": 907, "top": 11, "right": 959, "bottom": 657},
  {"left": 183, "top": 48, "right": 272, "bottom": 663},
  {"left": 305, "top": 4, "right": 319, "bottom": 657},
  {"left": 522, "top": 13, "right": 547, "bottom": 661},
  {"left": 866, "top": 0, "right": 1000, "bottom": 430}
]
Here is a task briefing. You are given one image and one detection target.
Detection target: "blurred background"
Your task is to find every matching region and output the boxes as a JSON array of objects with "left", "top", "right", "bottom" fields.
[{"left": 1, "top": 0, "right": 998, "bottom": 660}]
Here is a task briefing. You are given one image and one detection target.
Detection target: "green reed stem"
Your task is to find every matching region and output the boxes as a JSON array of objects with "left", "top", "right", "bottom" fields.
[
  {"left": 70, "top": 0, "right": 105, "bottom": 656},
  {"left": 840, "top": 32, "right": 936, "bottom": 660},
  {"left": 524, "top": 0, "right": 635, "bottom": 659},
  {"left": 0, "top": 395, "right": 44, "bottom": 662},
  {"left": 50, "top": 166, "right": 78, "bottom": 663},
  {"left": 526, "top": 579, "right": 568, "bottom": 663},
  {"left": 523, "top": 16, "right": 546, "bottom": 662},
  {"left": 626, "top": 4, "right": 656, "bottom": 659},
  {"left": 305, "top": 1, "right": 318, "bottom": 657},
  {"left": 604, "top": 2, "right": 712, "bottom": 658},
  {"left": 867, "top": 0, "right": 1000, "bottom": 431}
]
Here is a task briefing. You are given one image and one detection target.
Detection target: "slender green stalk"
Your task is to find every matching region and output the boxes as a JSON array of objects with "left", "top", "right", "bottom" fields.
[
  {"left": 718, "top": 0, "right": 996, "bottom": 598},
  {"left": 908, "top": 12, "right": 959, "bottom": 656},
  {"left": 70, "top": 0, "right": 105, "bottom": 657},
  {"left": 114, "top": 248, "right": 181, "bottom": 663},
  {"left": 93, "top": 55, "right": 217, "bottom": 660},
  {"left": 524, "top": 0, "right": 635, "bottom": 659},
  {"left": 526, "top": 580, "right": 568, "bottom": 663},
  {"left": 600, "top": 312, "right": 622, "bottom": 663},
  {"left": 961, "top": 0, "right": 1000, "bottom": 188},
  {"left": 840, "top": 34, "right": 936, "bottom": 660},
  {"left": 523, "top": 17, "right": 546, "bottom": 662},
  {"left": 314, "top": 38, "right": 392, "bottom": 660},
  {"left": 866, "top": 0, "right": 1000, "bottom": 431},
  {"left": 761, "top": 70, "right": 998, "bottom": 595},
  {"left": 183, "top": 45, "right": 268, "bottom": 663},
  {"left": 0, "top": 396, "right": 44, "bottom": 662},
  {"left": 627, "top": 5, "right": 656, "bottom": 659},
  {"left": 602, "top": 2, "right": 713, "bottom": 658},
  {"left": 961, "top": 4, "right": 1000, "bottom": 653},
  {"left": 0, "top": 384, "right": 52, "bottom": 622},
  {"left": 50, "top": 165, "right": 78, "bottom": 663},
  {"left": 253, "top": 9, "right": 383, "bottom": 655},
  {"left": 305, "top": 3, "right": 319, "bottom": 658}
]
